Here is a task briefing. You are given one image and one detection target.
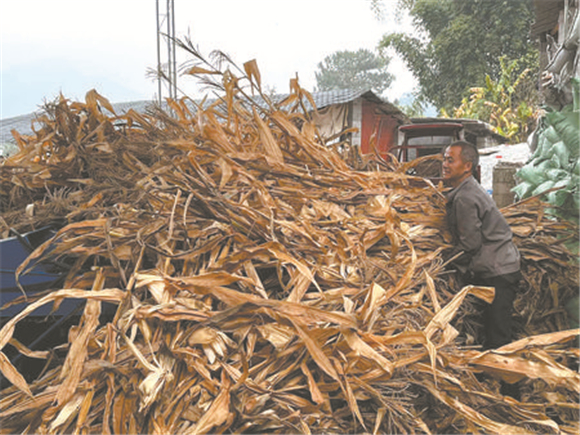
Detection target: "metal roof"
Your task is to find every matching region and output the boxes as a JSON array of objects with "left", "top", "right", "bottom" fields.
[
  {"left": 311, "top": 89, "right": 378, "bottom": 108},
  {"left": 302, "top": 88, "right": 405, "bottom": 117}
]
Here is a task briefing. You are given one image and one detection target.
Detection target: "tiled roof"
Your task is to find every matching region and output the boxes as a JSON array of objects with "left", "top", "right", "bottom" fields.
[
  {"left": 311, "top": 88, "right": 378, "bottom": 108},
  {"left": 285, "top": 88, "right": 403, "bottom": 115}
]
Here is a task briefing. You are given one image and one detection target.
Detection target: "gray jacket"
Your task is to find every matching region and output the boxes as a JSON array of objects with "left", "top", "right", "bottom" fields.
[{"left": 446, "top": 176, "right": 520, "bottom": 278}]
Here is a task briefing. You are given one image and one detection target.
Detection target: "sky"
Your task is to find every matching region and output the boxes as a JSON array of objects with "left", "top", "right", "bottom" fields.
[{"left": 0, "top": 0, "right": 417, "bottom": 120}]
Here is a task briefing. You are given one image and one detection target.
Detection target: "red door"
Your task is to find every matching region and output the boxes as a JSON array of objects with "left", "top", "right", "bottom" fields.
[{"left": 360, "top": 101, "right": 397, "bottom": 158}]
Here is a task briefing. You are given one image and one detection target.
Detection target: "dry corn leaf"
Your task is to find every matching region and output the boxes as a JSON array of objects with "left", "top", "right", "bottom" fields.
[{"left": 0, "top": 48, "right": 577, "bottom": 434}]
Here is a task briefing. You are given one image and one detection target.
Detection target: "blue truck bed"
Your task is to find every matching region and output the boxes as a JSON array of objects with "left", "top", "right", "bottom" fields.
[{"left": 0, "top": 227, "right": 74, "bottom": 318}]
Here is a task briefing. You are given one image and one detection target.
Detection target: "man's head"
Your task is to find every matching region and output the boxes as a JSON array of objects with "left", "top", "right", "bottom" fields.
[{"left": 442, "top": 141, "right": 479, "bottom": 187}]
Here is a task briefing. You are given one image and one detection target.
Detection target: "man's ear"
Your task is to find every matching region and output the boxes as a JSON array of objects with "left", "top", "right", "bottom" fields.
[{"left": 465, "top": 161, "right": 474, "bottom": 174}]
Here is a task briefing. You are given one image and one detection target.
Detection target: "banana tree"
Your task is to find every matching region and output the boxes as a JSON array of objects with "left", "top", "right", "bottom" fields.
[{"left": 442, "top": 57, "right": 538, "bottom": 143}]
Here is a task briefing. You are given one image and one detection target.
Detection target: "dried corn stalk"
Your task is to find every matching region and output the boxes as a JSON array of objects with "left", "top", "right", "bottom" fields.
[{"left": 0, "top": 49, "right": 578, "bottom": 434}]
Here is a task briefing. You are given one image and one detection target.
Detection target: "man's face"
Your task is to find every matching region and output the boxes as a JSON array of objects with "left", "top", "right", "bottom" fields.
[{"left": 442, "top": 146, "right": 472, "bottom": 186}]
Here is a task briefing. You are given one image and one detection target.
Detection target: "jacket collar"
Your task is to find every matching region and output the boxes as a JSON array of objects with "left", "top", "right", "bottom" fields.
[{"left": 446, "top": 175, "right": 475, "bottom": 202}]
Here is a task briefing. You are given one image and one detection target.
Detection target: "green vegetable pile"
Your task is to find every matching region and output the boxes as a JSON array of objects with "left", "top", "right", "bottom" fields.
[
  {"left": 512, "top": 78, "right": 579, "bottom": 326},
  {"left": 512, "top": 78, "right": 580, "bottom": 225}
]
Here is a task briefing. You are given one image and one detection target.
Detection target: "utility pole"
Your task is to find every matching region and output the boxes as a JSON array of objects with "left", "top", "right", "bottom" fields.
[{"left": 156, "top": 0, "right": 177, "bottom": 104}]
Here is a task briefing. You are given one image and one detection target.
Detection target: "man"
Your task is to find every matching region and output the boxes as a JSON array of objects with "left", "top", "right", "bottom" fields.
[{"left": 442, "top": 141, "right": 521, "bottom": 351}]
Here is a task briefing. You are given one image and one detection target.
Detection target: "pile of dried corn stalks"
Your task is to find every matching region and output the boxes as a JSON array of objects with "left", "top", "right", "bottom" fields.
[{"left": 0, "top": 53, "right": 578, "bottom": 434}]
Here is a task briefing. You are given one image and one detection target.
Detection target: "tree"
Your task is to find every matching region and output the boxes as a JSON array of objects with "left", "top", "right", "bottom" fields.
[
  {"left": 441, "top": 56, "right": 538, "bottom": 143},
  {"left": 379, "top": 0, "right": 538, "bottom": 112},
  {"left": 314, "top": 49, "right": 394, "bottom": 96}
]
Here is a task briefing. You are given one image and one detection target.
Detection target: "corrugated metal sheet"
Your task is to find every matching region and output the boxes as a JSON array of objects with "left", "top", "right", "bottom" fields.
[
  {"left": 306, "top": 89, "right": 402, "bottom": 116},
  {"left": 311, "top": 89, "right": 375, "bottom": 109}
]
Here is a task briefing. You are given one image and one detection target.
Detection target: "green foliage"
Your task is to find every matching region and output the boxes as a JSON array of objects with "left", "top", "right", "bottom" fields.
[
  {"left": 379, "top": 0, "right": 538, "bottom": 112},
  {"left": 512, "top": 78, "right": 580, "bottom": 225},
  {"left": 314, "top": 49, "right": 394, "bottom": 96},
  {"left": 441, "top": 57, "right": 539, "bottom": 143}
]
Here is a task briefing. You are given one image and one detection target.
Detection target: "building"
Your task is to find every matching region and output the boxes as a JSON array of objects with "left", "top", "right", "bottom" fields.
[{"left": 307, "top": 89, "right": 410, "bottom": 159}]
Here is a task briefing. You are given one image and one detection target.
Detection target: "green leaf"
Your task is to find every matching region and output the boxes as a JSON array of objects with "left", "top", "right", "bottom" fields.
[
  {"left": 573, "top": 159, "right": 580, "bottom": 176},
  {"left": 547, "top": 188, "right": 570, "bottom": 207},
  {"left": 516, "top": 163, "right": 546, "bottom": 184},
  {"left": 545, "top": 168, "right": 569, "bottom": 181},
  {"left": 485, "top": 74, "right": 493, "bottom": 91},
  {"left": 549, "top": 152, "right": 563, "bottom": 169},
  {"left": 546, "top": 110, "right": 580, "bottom": 158},
  {"left": 545, "top": 177, "right": 574, "bottom": 207},
  {"left": 531, "top": 179, "right": 555, "bottom": 197},
  {"left": 544, "top": 124, "right": 561, "bottom": 144},
  {"left": 545, "top": 140, "right": 571, "bottom": 169},
  {"left": 531, "top": 125, "right": 558, "bottom": 160},
  {"left": 536, "top": 158, "right": 560, "bottom": 172},
  {"left": 511, "top": 181, "right": 533, "bottom": 199}
]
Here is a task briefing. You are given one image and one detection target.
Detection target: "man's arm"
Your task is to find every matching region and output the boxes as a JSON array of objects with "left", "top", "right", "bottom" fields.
[{"left": 450, "top": 195, "right": 483, "bottom": 270}]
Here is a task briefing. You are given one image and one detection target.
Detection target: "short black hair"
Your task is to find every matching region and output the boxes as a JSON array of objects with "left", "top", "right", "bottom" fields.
[{"left": 446, "top": 140, "right": 479, "bottom": 174}]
